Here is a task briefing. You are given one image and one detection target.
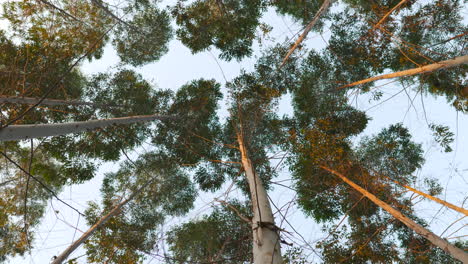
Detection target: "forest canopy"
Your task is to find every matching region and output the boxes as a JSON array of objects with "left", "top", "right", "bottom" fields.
[{"left": 0, "top": 0, "right": 467, "bottom": 263}]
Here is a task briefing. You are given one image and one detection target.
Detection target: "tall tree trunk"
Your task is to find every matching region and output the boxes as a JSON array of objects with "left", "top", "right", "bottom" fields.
[
  {"left": 0, "top": 96, "right": 115, "bottom": 108},
  {"left": 0, "top": 114, "right": 172, "bottom": 141},
  {"left": 237, "top": 129, "right": 283, "bottom": 264},
  {"left": 338, "top": 55, "right": 468, "bottom": 90},
  {"left": 321, "top": 166, "right": 468, "bottom": 263},
  {"left": 51, "top": 176, "right": 158, "bottom": 264},
  {"left": 280, "top": 0, "right": 332, "bottom": 67}
]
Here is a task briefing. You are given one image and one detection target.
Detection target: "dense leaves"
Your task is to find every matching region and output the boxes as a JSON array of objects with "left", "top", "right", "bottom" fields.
[
  {"left": 84, "top": 152, "right": 197, "bottom": 263},
  {"left": 172, "top": 0, "right": 264, "bottom": 60},
  {"left": 113, "top": 6, "right": 172, "bottom": 66},
  {"left": 167, "top": 201, "right": 252, "bottom": 263},
  {"left": 0, "top": 143, "right": 63, "bottom": 260}
]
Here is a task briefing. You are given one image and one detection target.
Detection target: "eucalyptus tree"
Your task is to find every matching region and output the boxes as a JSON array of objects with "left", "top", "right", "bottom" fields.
[
  {"left": 1, "top": 0, "right": 467, "bottom": 263},
  {"left": 172, "top": 0, "right": 467, "bottom": 110},
  {"left": 0, "top": 1, "right": 174, "bottom": 261}
]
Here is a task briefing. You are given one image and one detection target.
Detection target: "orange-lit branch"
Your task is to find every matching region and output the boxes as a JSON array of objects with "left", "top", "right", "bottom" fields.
[{"left": 320, "top": 165, "right": 468, "bottom": 263}]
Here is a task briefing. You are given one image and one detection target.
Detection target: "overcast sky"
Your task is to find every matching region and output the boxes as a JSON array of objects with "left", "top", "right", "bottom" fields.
[{"left": 7, "top": 2, "right": 467, "bottom": 263}]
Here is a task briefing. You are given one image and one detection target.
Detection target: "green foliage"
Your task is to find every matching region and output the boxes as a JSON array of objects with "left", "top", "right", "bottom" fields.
[
  {"left": 1, "top": 0, "right": 111, "bottom": 61},
  {"left": 272, "top": 0, "right": 331, "bottom": 26},
  {"left": 1, "top": 1, "right": 465, "bottom": 262},
  {"left": 429, "top": 123, "right": 455, "bottom": 152},
  {"left": 84, "top": 152, "right": 197, "bottom": 263},
  {"left": 113, "top": 6, "right": 172, "bottom": 66},
  {"left": 356, "top": 123, "right": 424, "bottom": 182},
  {"left": 38, "top": 69, "right": 169, "bottom": 183},
  {"left": 153, "top": 79, "right": 223, "bottom": 165},
  {"left": 0, "top": 143, "right": 63, "bottom": 261},
  {"left": 282, "top": 246, "right": 309, "bottom": 264},
  {"left": 172, "top": 0, "right": 264, "bottom": 60},
  {"left": 402, "top": 240, "right": 467, "bottom": 264},
  {"left": 167, "top": 201, "right": 252, "bottom": 263}
]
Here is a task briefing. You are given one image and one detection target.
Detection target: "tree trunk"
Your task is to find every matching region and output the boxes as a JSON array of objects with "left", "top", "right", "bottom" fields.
[
  {"left": 51, "top": 176, "right": 158, "bottom": 264},
  {"left": 280, "top": 0, "right": 332, "bottom": 67},
  {"left": 321, "top": 166, "right": 468, "bottom": 263},
  {"left": 0, "top": 114, "right": 172, "bottom": 141},
  {"left": 237, "top": 129, "right": 283, "bottom": 264},
  {"left": 338, "top": 55, "right": 468, "bottom": 89},
  {"left": 0, "top": 95, "right": 115, "bottom": 108}
]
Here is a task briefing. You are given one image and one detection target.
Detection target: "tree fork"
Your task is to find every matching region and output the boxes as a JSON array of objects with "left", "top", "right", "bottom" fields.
[
  {"left": 237, "top": 127, "right": 283, "bottom": 264},
  {"left": 321, "top": 165, "right": 468, "bottom": 263}
]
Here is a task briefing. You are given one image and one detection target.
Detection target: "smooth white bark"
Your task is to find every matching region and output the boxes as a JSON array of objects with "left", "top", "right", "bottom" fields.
[
  {"left": 237, "top": 130, "right": 283, "bottom": 264},
  {"left": 321, "top": 166, "right": 468, "bottom": 263},
  {"left": 339, "top": 55, "right": 468, "bottom": 89},
  {"left": 0, "top": 114, "right": 171, "bottom": 141}
]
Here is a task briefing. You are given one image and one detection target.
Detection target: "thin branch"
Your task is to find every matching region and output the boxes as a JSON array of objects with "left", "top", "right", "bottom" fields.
[
  {"left": 23, "top": 139, "right": 34, "bottom": 251},
  {"left": 430, "top": 32, "right": 468, "bottom": 47},
  {"left": 440, "top": 216, "right": 466, "bottom": 237},
  {"left": 215, "top": 199, "right": 251, "bottom": 224}
]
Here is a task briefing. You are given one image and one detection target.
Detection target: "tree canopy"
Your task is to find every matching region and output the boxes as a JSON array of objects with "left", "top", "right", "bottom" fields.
[{"left": 1, "top": 0, "right": 467, "bottom": 263}]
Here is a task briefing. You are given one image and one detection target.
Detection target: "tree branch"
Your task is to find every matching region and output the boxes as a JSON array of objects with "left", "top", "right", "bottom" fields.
[
  {"left": 280, "top": 0, "right": 332, "bottom": 67},
  {"left": 337, "top": 55, "right": 468, "bottom": 90}
]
